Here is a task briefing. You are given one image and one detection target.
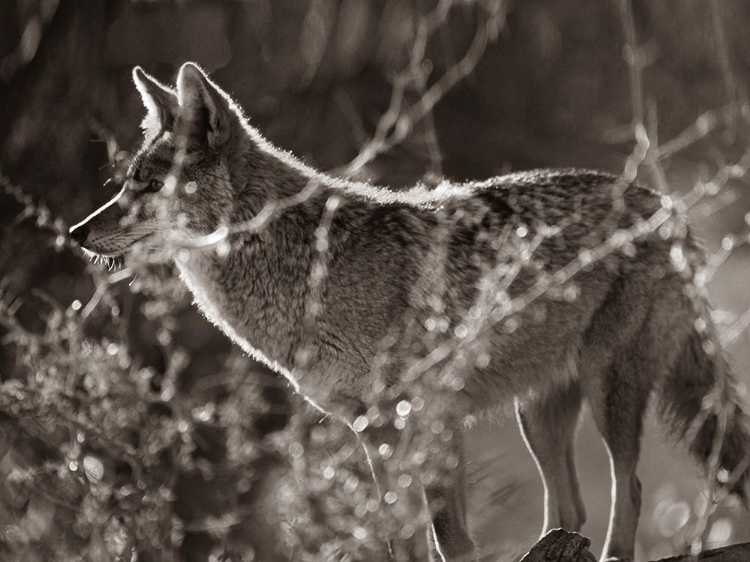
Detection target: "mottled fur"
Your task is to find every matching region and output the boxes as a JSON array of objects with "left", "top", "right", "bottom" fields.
[{"left": 70, "top": 64, "right": 750, "bottom": 562}]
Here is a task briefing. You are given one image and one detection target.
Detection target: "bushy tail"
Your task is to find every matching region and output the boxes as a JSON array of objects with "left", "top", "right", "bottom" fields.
[{"left": 658, "top": 325, "right": 750, "bottom": 502}]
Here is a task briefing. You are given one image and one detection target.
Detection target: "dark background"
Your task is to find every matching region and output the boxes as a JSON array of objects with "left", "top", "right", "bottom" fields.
[{"left": 1, "top": 1, "right": 750, "bottom": 560}]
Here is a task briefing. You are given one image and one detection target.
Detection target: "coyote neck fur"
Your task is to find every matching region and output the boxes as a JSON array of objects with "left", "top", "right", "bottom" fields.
[
  {"left": 176, "top": 145, "right": 378, "bottom": 406},
  {"left": 179, "top": 165, "right": 289, "bottom": 346}
]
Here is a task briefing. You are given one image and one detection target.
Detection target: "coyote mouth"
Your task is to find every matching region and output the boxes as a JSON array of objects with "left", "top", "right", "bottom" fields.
[
  {"left": 79, "top": 233, "right": 156, "bottom": 270},
  {"left": 81, "top": 247, "right": 126, "bottom": 270}
]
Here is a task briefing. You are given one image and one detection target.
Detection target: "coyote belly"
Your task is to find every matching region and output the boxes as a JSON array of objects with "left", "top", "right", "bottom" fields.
[{"left": 69, "top": 63, "right": 750, "bottom": 562}]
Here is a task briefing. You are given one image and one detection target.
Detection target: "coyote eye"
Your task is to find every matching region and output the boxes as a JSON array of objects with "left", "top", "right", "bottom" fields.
[{"left": 143, "top": 178, "right": 163, "bottom": 194}]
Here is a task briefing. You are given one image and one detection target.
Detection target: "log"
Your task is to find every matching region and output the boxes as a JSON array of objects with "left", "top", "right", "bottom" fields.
[
  {"left": 519, "top": 530, "right": 596, "bottom": 562},
  {"left": 520, "top": 530, "right": 750, "bottom": 562}
]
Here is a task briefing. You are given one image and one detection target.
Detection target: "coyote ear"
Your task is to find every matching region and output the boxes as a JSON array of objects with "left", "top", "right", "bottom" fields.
[
  {"left": 132, "top": 66, "right": 177, "bottom": 134},
  {"left": 176, "top": 63, "right": 232, "bottom": 149}
]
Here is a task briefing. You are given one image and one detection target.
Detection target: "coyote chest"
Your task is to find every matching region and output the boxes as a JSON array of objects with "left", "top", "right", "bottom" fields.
[
  {"left": 175, "top": 250, "right": 354, "bottom": 413},
  {"left": 176, "top": 254, "right": 295, "bottom": 379}
]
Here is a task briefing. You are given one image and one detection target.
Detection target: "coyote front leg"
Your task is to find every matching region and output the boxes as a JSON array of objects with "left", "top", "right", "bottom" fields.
[
  {"left": 364, "top": 418, "right": 476, "bottom": 562},
  {"left": 423, "top": 421, "right": 476, "bottom": 562}
]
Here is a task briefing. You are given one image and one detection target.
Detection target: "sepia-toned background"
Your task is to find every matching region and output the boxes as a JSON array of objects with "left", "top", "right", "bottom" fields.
[{"left": 1, "top": 1, "right": 750, "bottom": 560}]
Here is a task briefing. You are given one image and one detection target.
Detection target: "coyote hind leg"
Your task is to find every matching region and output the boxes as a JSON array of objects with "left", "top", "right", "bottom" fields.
[
  {"left": 583, "top": 340, "right": 655, "bottom": 562},
  {"left": 516, "top": 381, "right": 586, "bottom": 535}
]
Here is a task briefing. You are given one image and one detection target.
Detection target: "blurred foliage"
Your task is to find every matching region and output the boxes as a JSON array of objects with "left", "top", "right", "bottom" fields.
[{"left": 1, "top": 0, "right": 750, "bottom": 561}]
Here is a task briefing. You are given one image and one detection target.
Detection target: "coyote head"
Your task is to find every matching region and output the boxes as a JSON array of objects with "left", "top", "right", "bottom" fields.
[{"left": 70, "top": 63, "right": 248, "bottom": 265}]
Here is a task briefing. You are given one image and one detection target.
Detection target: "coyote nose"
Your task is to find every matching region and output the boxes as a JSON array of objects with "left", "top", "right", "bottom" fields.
[{"left": 69, "top": 223, "right": 89, "bottom": 245}]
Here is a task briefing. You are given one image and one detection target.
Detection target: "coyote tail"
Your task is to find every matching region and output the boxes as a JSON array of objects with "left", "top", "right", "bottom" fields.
[{"left": 658, "top": 318, "right": 750, "bottom": 502}]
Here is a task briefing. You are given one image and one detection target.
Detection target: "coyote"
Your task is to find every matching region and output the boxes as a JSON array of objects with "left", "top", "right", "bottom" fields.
[{"left": 70, "top": 63, "right": 750, "bottom": 562}]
